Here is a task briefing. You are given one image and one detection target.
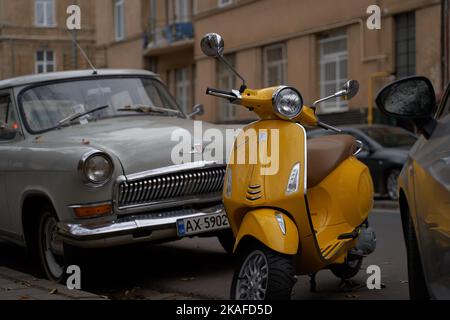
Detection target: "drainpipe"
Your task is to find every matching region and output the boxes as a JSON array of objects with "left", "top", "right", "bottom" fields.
[
  {"left": 10, "top": 39, "right": 15, "bottom": 77},
  {"left": 442, "top": 0, "right": 449, "bottom": 90},
  {"left": 368, "top": 71, "right": 392, "bottom": 125},
  {"left": 72, "top": 30, "right": 78, "bottom": 69}
]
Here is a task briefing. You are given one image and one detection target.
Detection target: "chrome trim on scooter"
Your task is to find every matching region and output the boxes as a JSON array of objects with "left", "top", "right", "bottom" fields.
[
  {"left": 295, "top": 123, "right": 308, "bottom": 194},
  {"left": 354, "top": 140, "right": 364, "bottom": 156}
]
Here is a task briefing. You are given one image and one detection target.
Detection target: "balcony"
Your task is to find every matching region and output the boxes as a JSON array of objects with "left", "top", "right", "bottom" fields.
[{"left": 144, "top": 22, "right": 194, "bottom": 56}]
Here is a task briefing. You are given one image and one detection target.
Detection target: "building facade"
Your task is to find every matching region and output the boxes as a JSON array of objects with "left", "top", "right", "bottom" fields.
[
  {"left": 95, "top": 0, "right": 197, "bottom": 115},
  {"left": 0, "top": 0, "right": 96, "bottom": 79},
  {"left": 1, "top": 0, "right": 446, "bottom": 125},
  {"left": 194, "top": 0, "right": 444, "bottom": 124}
]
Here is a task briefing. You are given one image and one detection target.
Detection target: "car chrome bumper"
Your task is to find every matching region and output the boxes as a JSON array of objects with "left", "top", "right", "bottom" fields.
[{"left": 57, "top": 204, "right": 227, "bottom": 248}]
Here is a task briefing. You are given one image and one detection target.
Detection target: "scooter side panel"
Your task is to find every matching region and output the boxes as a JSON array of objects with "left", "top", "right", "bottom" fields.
[
  {"left": 295, "top": 157, "right": 374, "bottom": 274},
  {"left": 308, "top": 157, "right": 374, "bottom": 231}
]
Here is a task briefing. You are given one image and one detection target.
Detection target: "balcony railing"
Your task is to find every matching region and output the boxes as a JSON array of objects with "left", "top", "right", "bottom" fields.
[{"left": 145, "top": 22, "right": 194, "bottom": 49}]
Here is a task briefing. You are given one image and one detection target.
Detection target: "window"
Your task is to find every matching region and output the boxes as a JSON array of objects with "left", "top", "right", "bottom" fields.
[
  {"left": 218, "top": 0, "right": 233, "bottom": 8},
  {"left": 395, "top": 12, "right": 416, "bottom": 78},
  {"left": 35, "top": 50, "right": 55, "bottom": 74},
  {"left": 20, "top": 78, "right": 181, "bottom": 133},
  {"left": 263, "top": 44, "right": 287, "bottom": 87},
  {"left": 175, "top": 68, "right": 191, "bottom": 114},
  {"left": 35, "top": 0, "right": 55, "bottom": 27},
  {"left": 217, "top": 55, "right": 237, "bottom": 120},
  {"left": 115, "top": 0, "right": 125, "bottom": 41},
  {"left": 175, "top": 0, "right": 189, "bottom": 23},
  {"left": 0, "top": 95, "right": 18, "bottom": 140},
  {"left": 319, "top": 31, "right": 348, "bottom": 113}
]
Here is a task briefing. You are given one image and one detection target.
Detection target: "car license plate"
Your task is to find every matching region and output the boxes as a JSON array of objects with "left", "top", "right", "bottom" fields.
[{"left": 177, "top": 213, "right": 229, "bottom": 237}]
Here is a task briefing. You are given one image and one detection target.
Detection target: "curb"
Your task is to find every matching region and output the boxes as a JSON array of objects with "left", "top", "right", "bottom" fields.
[{"left": 0, "top": 266, "right": 105, "bottom": 300}]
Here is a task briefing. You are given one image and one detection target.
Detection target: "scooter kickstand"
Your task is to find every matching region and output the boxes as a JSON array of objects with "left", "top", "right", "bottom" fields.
[{"left": 309, "top": 273, "right": 317, "bottom": 293}]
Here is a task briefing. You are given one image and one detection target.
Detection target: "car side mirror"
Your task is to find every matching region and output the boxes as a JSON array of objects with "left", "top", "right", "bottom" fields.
[
  {"left": 0, "top": 127, "right": 18, "bottom": 140},
  {"left": 375, "top": 76, "right": 437, "bottom": 139},
  {"left": 187, "top": 104, "right": 205, "bottom": 118}
]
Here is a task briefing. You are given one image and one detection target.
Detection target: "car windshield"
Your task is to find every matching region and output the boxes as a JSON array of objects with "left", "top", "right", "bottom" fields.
[
  {"left": 19, "top": 77, "right": 183, "bottom": 133},
  {"left": 360, "top": 127, "right": 417, "bottom": 147}
]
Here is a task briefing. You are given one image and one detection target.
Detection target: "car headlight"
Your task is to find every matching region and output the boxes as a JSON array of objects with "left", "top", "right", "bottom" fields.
[
  {"left": 79, "top": 152, "right": 114, "bottom": 185},
  {"left": 272, "top": 86, "right": 303, "bottom": 120}
]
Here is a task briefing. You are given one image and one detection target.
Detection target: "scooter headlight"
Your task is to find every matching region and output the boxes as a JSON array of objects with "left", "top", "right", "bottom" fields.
[{"left": 272, "top": 86, "right": 303, "bottom": 120}]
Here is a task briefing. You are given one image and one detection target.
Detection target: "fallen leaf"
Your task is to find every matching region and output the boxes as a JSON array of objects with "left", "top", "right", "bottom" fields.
[
  {"left": 401, "top": 280, "right": 408, "bottom": 284},
  {"left": 345, "top": 294, "right": 359, "bottom": 299},
  {"left": 49, "top": 288, "right": 58, "bottom": 295}
]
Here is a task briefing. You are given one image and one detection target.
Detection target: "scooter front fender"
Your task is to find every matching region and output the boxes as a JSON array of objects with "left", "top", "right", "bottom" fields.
[{"left": 234, "top": 209, "right": 299, "bottom": 255}]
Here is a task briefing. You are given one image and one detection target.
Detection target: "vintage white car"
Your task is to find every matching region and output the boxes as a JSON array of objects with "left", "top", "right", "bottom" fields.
[{"left": 0, "top": 69, "right": 233, "bottom": 282}]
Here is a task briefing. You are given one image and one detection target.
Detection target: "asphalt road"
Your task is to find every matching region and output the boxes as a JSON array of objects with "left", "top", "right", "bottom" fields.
[{"left": 0, "top": 208, "right": 409, "bottom": 300}]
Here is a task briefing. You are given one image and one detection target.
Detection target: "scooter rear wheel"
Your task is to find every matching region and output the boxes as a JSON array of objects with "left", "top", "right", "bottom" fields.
[
  {"left": 329, "top": 255, "right": 363, "bottom": 280},
  {"left": 231, "top": 242, "right": 295, "bottom": 300}
]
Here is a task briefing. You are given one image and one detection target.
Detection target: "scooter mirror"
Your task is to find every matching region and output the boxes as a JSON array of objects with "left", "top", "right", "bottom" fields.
[
  {"left": 201, "top": 33, "right": 225, "bottom": 57},
  {"left": 342, "top": 80, "right": 359, "bottom": 100}
]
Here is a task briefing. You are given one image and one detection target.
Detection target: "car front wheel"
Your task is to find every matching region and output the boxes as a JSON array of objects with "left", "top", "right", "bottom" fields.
[
  {"left": 386, "top": 169, "right": 400, "bottom": 200},
  {"left": 405, "top": 212, "right": 430, "bottom": 300},
  {"left": 37, "top": 209, "right": 67, "bottom": 282}
]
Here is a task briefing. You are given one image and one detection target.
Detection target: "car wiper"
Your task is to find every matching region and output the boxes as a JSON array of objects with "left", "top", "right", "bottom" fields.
[
  {"left": 117, "top": 104, "right": 182, "bottom": 116},
  {"left": 54, "top": 104, "right": 110, "bottom": 130}
]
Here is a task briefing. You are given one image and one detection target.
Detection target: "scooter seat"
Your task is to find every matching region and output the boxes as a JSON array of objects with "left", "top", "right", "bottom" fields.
[{"left": 307, "top": 135, "right": 357, "bottom": 188}]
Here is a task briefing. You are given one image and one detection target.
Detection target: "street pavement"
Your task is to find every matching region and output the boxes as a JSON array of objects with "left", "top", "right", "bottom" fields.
[
  {"left": 0, "top": 205, "right": 408, "bottom": 300},
  {"left": 0, "top": 267, "right": 102, "bottom": 300}
]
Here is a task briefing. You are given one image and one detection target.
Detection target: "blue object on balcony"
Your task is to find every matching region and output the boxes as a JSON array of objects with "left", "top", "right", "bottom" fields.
[{"left": 163, "top": 22, "right": 194, "bottom": 43}]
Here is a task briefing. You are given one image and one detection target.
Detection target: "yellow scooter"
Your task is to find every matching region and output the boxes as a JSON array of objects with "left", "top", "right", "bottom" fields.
[{"left": 201, "top": 33, "right": 376, "bottom": 300}]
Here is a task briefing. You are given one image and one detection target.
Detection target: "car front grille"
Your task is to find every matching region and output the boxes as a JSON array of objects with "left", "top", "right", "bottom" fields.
[{"left": 116, "top": 165, "right": 226, "bottom": 209}]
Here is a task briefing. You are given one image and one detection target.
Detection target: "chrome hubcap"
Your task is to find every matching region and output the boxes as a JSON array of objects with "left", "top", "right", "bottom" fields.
[
  {"left": 387, "top": 171, "right": 399, "bottom": 200},
  {"left": 235, "top": 250, "right": 268, "bottom": 300},
  {"left": 43, "top": 217, "right": 64, "bottom": 279}
]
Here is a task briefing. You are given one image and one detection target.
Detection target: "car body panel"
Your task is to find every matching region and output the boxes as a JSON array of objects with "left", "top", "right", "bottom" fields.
[
  {"left": 0, "top": 69, "right": 233, "bottom": 248},
  {"left": 23, "top": 116, "right": 229, "bottom": 175},
  {"left": 408, "top": 114, "right": 450, "bottom": 299}
]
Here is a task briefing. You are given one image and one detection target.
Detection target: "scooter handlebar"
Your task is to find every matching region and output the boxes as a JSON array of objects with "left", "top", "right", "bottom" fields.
[{"left": 206, "top": 87, "right": 238, "bottom": 101}]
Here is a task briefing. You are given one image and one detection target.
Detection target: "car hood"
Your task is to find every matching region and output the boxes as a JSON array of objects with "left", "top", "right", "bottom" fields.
[{"left": 35, "top": 116, "right": 240, "bottom": 175}]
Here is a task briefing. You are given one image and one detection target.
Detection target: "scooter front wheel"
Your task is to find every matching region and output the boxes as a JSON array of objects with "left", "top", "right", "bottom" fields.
[{"left": 231, "top": 242, "right": 295, "bottom": 300}]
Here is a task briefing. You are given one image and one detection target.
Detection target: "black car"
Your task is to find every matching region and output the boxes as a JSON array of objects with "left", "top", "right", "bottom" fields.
[{"left": 308, "top": 125, "right": 417, "bottom": 200}]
